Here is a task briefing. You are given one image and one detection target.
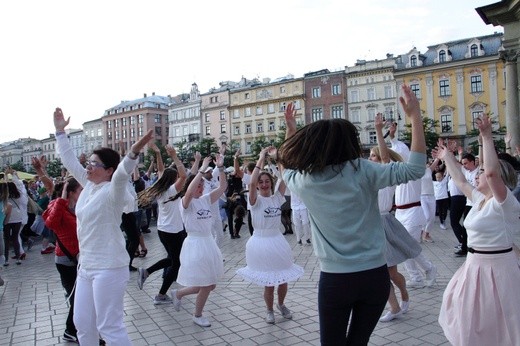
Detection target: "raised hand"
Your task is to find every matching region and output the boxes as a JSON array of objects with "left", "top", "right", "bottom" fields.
[
  {"left": 215, "top": 153, "right": 224, "bottom": 168},
  {"left": 375, "top": 113, "right": 385, "bottom": 132},
  {"left": 284, "top": 102, "right": 297, "bottom": 137},
  {"left": 53, "top": 108, "right": 70, "bottom": 131},
  {"left": 166, "top": 145, "right": 177, "bottom": 158},
  {"left": 399, "top": 84, "right": 420, "bottom": 119},
  {"left": 130, "top": 129, "right": 154, "bottom": 155},
  {"left": 476, "top": 115, "right": 492, "bottom": 139}
]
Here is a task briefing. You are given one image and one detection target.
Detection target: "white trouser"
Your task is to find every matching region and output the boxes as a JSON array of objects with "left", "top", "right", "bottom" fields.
[
  {"left": 74, "top": 266, "right": 131, "bottom": 346},
  {"left": 292, "top": 208, "right": 311, "bottom": 242},
  {"left": 420, "top": 195, "right": 436, "bottom": 233}
]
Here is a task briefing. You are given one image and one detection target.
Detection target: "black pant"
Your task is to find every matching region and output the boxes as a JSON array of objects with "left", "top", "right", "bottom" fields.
[
  {"left": 449, "top": 195, "right": 466, "bottom": 246},
  {"left": 56, "top": 263, "right": 77, "bottom": 334},
  {"left": 121, "top": 213, "right": 140, "bottom": 265},
  {"left": 247, "top": 210, "right": 254, "bottom": 235},
  {"left": 461, "top": 206, "right": 472, "bottom": 252},
  {"left": 318, "top": 266, "right": 390, "bottom": 346},
  {"left": 436, "top": 198, "right": 450, "bottom": 224},
  {"left": 147, "top": 230, "right": 186, "bottom": 295},
  {"left": 4, "top": 222, "right": 21, "bottom": 261}
]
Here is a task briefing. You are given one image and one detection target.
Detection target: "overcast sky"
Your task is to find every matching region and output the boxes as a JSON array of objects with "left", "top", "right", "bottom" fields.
[{"left": 0, "top": 0, "right": 502, "bottom": 143}]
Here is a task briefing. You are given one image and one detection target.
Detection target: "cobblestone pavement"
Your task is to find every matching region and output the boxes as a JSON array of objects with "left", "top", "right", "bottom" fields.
[{"left": 0, "top": 219, "right": 463, "bottom": 345}]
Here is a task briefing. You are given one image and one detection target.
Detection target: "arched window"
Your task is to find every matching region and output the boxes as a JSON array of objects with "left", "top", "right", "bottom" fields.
[
  {"left": 439, "top": 50, "right": 446, "bottom": 63},
  {"left": 410, "top": 55, "right": 417, "bottom": 67},
  {"left": 470, "top": 44, "right": 478, "bottom": 57}
]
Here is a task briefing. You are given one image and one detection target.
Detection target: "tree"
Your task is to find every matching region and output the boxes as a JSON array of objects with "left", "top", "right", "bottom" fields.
[
  {"left": 9, "top": 160, "right": 25, "bottom": 172},
  {"left": 46, "top": 158, "right": 63, "bottom": 178},
  {"left": 401, "top": 117, "right": 439, "bottom": 157}
]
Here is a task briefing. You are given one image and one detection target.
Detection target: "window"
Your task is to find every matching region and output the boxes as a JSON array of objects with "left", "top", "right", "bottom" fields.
[
  {"left": 245, "top": 141, "right": 252, "bottom": 154},
  {"left": 219, "top": 111, "right": 225, "bottom": 120},
  {"left": 280, "top": 102, "right": 286, "bottom": 112},
  {"left": 410, "top": 55, "right": 417, "bottom": 67},
  {"left": 155, "top": 127, "right": 161, "bottom": 136},
  {"left": 233, "top": 125, "right": 240, "bottom": 135},
  {"left": 138, "top": 114, "right": 144, "bottom": 124},
  {"left": 331, "top": 105, "right": 343, "bottom": 119},
  {"left": 175, "top": 128, "right": 180, "bottom": 137},
  {"left": 367, "top": 88, "right": 375, "bottom": 101},
  {"left": 293, "top": 100, "right": 301, "bottom": 109},
  {"left": 122, "top": 118, "right": 127, "bottom": 126},
  {"left": 115, "top": 119, "right": 119, "bottom": 128},
  {"left": 332, "top": 84, "right": 341, "bottom": 95},
  {"left": 470, "top": 44, "right": 478, "bottom": 57},
  {"left": 268, "top": 104, "right": 275, "bottom": 113},
  {"left": 107, "top": 121, "right": 112, "bottom": 129},
  {"left": 245, "top": 124, "right": 252, "bottom": 134},
  {"left": 256, "top": 106, "right": 263, "bottom": 115},
  {"left": 268, "top": 121, "right": 275, "bottom": 131},
  {"left": 130, "top": 116, "right": 135, "bottom": 125},
  {"left": 191, "top": 123, "right": 199, "bottom": 134},
  {"left": 439, "top": 50, "right": 446, "bottom": 63},
  {"left": 205, "top": 126, "right": 211, "bottom": 135},
  {"left": 115, "top": 130, "right": 119, "bottom": 140},
  {"left": 368, "top": 108, "right": 376, "bottom": 122},
  {"left": 233, "top": 109, "right": 240, "bottom": 118},
  {"left": 312, "top": 87, "right": 321, "bottom": 98},
  {"left": 311, "top": 108, "right": 323, "bottom": 122},
  {"left": 384, "top": 85, "right": 393, "bottom": 99},
  {"left": 472, "top": 111, "right": 483, "bottom": 130},
  {"left": 182, "top": 126, "right": 188, "bottom": 136},
  {"left": 97, "top": 129, "right": 102, "bottom": 137},
  {"left": 210, "top": 96, "right": 218, "bottom": 103},
  {"left": 244, "top": 92, "right": 250, "bottom": 100},
  {"left": 410, "top": 84, "right": 421, "bottom": 98},
  {"left": 350, "top": 90, "right": 359, "bottom": 102},
  {"left": 369, "top": 131, "right": 377, "bottom": 144},
  {"left": 220, "top": 124, "right": 226, "bottom": 133},
  {"left": 245, "top": 107, "right": 251, "bottom": 117},
  {"left": 439, "top": 80, "right": 451, "bottom": 96},
  {"left": 280, "top": 86, "right": 286, "bottom": 93},
  {"left": 204, "top": 113, "right": 210, "bottom": 123},
  {"left": 122, "top": 129, "right": 127, "bottom": 138},
  {"left": 256, "top": 122, "right": 263, "bottom": 132},
  {"left": 470, "top": 75, "right": 483, "bottom": 93},
  {"left": 154, "top": 114, "right": 161, "bottom": 123},
  {"left": 350, "top": 109, "right": 360, "bottom": 123},
  {"left": 441, "top": 114, "right": 452, "bottom": 133}
]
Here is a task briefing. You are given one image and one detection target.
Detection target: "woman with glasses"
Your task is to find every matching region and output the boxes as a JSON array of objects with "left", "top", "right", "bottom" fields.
[
  {"left": 54, "top": 107, "right": 153, "bottom": 346},
  {"left": 436, "top": 116, "right": 520, "bottom": 346}
]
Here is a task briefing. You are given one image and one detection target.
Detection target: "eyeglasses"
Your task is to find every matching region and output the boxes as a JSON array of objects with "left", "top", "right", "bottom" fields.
[{"left": 86, "top": 160, "right": 106, "bottom": 169}]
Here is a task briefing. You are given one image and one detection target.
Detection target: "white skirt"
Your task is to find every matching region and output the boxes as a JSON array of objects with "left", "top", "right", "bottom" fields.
[
  {"left": 177, "top": 234, "right": 224, "bottom": 287},
  {"left": 438, "top": 250, "right": 520, "bottom": 346},
  {"left": 236, "top": 229, "right": 304, "bottom": 286}
]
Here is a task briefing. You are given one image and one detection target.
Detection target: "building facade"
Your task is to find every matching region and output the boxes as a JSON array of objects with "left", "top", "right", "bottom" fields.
[
  {"left": 22, "top": 139, "right": 43, "bottom": 172},
  {"left": 303, "top": 69, "right": 347, "bottom": 124},
  {"left": 83, "top": 118, "right": 104, "bottom": 155},
  {"left": 394, "top": 33, "right": 506, "bottom": 146},
  {"left": 345, "top": 56, "right": 398, "bottom": 148},
  {"left": 168, "top": 84, "right": 201, "bottom": 149}
]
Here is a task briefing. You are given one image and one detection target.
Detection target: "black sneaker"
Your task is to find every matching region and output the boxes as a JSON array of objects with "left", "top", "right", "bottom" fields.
[{"left": 63, "top": 330, "right": 78, "bottom": 343}]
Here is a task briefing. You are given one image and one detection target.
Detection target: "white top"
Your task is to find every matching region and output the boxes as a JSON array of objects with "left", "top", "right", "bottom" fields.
[
  {"left": 433, "top": 175, "right": 449, "bottom": 200},
  {"left": 203, "top": 175, "right": 221, "bottom": 221},
  {"left": 156, "top": 186, "right": 183, "bottom": 233},
  {"left": 420, "top": 168, "right": 434, "bottom": 195},
  {"left": 462, "top": 166, "right": 479, "bottom": 207},
  {"left": 57, "top": 133, "right": 134, "bottom": 270},
  {"left": 448, "top": 175, "right": 464, "bottom": 197},
  {"left": 242, "top": 173, "right": 252, "bottom": 210},
  {"left": 378, "top": 185, "right": 395, "bottom": 213},
  {"left": 465, "top": 189, "right": 520, "bottom": 250},
  {"left": 122, "top": 179, "right": 138, "bottom": 213},
  {"left": 390, "top": 137, "right": 410, "bottom": 161},
  {"left": 394, "top": 179, "right": 426, "bottom": 228},
  {"left": 8, "top": 174, "right": 28, "bottom": 224},
  {"left": 180, "top": 194, "right": 213, "bottom": 236},
  {"left": 250, "top": 191, "right": 285, "bottom": 230}
]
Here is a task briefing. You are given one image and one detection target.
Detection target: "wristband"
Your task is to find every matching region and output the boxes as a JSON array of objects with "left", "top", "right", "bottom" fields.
[
  {"left": 55, "top": 130, "right": 66, "bottom": 136},
  {"left": 255, "top": 166, "right": 262, "bottom": 171}
]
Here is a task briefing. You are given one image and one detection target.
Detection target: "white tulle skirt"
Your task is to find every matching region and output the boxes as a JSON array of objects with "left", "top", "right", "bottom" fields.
[
  {"left": 438, "top": 250, "right": 520, "bottom": 346},
  {"left": 236, "top": 228, "right": 304, "bottom": 286},
  {"left": 177, "top": 233, "right": 224, "bottom": 287}
]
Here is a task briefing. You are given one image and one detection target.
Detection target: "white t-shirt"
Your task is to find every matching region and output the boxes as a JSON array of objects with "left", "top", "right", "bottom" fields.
[
  {"left": 180, "top": 194, "right": 213, "bottom": 236},
  {"left": 250, "top": 191, "right": 285, "bottom": 230},
  {"left": 156, "top": 186, "right": 183, "bottom": 233},
  {"left": 462, "top": 166, "right": 479, "bottom": 207},
  {"left": 378, "top": 185, "right": 396, "bottom": 214},
  {"left": 433, "top": 175, "right": 449, "bottom": 200}
]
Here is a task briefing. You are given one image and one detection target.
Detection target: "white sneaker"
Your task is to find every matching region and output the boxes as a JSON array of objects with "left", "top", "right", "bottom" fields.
[
  {"left": 425, "top": 265, "right": 437, "bottom": 287},
  {"left": 153, "top": 294, "right": 172, "bottom": 305},
  {"left": 439, "top": 223, "right": 447, "bottom": 230},
  {"left": 171, "top": 289, "right": 182, "bottom": 311},
  {"left": 192, "top": 315, "right": 211, "bottom": 327},
  {"left": 400, "top": 300, "right": 410, "bottom": 314},
  {"left": 406, "top": 279, "right": 425, "bottom": 288},
  {"left": 379, "top": 310, "right": 402, "bottom": 322},
  {"left": 276, "top": 304, "right": 292, "bottom": 319},
  {"left": 265, "top": 310, "right": 275, "bottom": 324}
]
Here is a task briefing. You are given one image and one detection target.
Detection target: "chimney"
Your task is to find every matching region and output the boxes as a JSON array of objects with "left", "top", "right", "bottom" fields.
[
  {"left": 144, "top": 93, "right": 147, "bottom": 98},
  {"left": 152, "top": 92, "right": 155, "bottom": 96}
]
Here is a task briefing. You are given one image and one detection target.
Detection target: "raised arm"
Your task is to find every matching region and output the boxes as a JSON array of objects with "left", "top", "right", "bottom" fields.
[
  {"left": 375, "top": 113, "right": 390, "bottom": 163},
  {"left": 233, "top": 149, "right": 243, "bottom": 178},
  {"left": 209, "top": 153, "right": 227, "bottom": 204},
  {"left": 190, "top": 151, "right": 202, "bottom": 176},
  {"left": 399, "top": 84, "right": 426, "bottom": 156},
  {"left": 249, "top": 147, "right": 269, "bottom": 206},
  {"left": 149, "top": 142, "right": 164, "bottom": 177},
  {"left": 31, "top": 156, "right": 54, "bottom": 195},
  {"left": 166, "top": 145, "right": 187, "bottom": 191},
  {"left": 478, "top": 115, "right": 507, "bottom": 202},
  {"left": 182, "top": 156, "right": 212, "bottom": 208},
  {"left": 433, "top": 139, "right": 474, "bottom": 199}
]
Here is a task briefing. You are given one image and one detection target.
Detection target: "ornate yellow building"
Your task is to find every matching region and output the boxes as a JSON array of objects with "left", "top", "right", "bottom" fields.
[{"left": 394, "top": 33, "right": 506, "bottom": 144}]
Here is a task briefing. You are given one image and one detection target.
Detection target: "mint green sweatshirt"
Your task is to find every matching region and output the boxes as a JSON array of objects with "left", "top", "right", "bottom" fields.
[{"left": 283, "top": 152, "right": 426, "bottom": 273}]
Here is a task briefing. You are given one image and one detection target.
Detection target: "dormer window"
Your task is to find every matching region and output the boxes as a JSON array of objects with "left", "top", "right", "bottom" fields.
[
  {"left": 439, "top": 50, "right": 446, "bottom": 63},
  {"left": 470, "top": 44, "right": 478, "bottom": 57},
  {"left": 410, "top": 55, "right": 417, "bottom": 67}
]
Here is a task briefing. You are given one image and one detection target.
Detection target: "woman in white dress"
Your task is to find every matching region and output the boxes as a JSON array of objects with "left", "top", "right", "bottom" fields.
[
  {"left": 172, "top": 155, "right": 227, "bottom": 328},
  {"left": 237, "top": 147, "right": 304, "bottom": 324},
  {"left": 436, "top": 115, "right": 520, "bottom": 346}
]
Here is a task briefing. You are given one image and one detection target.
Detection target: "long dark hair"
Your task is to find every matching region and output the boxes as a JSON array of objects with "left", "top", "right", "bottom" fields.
[
  {"left": 138, "top": 168, "right": 179, "bottom": 206},
  {"left": 278, "top": 118, "right": 361, "bottom": 174},
  {"left": 163, "top": 173, "right": 196, "bottom": 204}
]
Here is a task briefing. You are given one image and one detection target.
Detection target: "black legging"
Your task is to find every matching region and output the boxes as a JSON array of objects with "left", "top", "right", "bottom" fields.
[
  {"left": 56, "top": 263, "right": 77, "bottom": 334},
  {"left": 146, "top": 230, "right": 186, "bottom": 295},
  {"left": 121, "top": 213, "right": 140, "bottom": 266},
  {"left": 4, "top": 222, "right": 22, "bottom": 261},
  {"left": 449, "top": 195, "right": 466, "bottom": 247}
]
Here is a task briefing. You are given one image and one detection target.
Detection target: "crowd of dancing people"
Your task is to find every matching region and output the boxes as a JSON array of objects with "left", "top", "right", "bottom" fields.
[{"left": 0, "top": 84, "right": 519, "bottom": 345}]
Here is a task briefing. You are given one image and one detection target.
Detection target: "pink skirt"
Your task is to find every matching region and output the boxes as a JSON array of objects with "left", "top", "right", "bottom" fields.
[{"left": 438, "top": 251, "right": 520, "bottom": 346}]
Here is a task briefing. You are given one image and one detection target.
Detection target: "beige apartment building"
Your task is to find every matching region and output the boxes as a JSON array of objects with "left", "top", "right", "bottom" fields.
[
  {"left": 229, "top": 75, "right": 305, "bottom": 155},
  {"left": 82, "top": 118, "right": 104, "bottom": 155},
  {"left": 168, "top": 84, "right": 201, "bottom": 149}
]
